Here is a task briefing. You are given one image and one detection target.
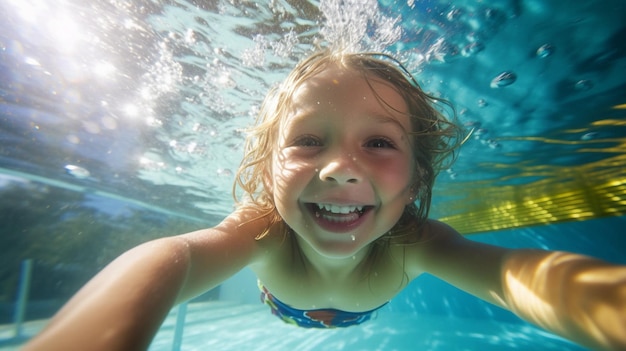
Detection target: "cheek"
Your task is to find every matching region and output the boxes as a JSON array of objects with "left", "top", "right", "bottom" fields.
[
  {"left": 379, "top": 160, "right": 413, "bottom": 190},
  {"left": 270, "top": 150, "right": 310, "bottom": 203}
]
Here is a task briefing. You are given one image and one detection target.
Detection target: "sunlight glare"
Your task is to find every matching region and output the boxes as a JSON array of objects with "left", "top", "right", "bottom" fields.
[
  {"left": 8, "top": 0, "right": 44, "bottom": 23},
  {"left": 48, "top": 15, "right": 82, "bottom": 53},
  {"left": 94, "top": 62, "right": 117, "bottom": 79},
  {"left": 8, "top": 0, "right": 84, "bottom": 53},
  {"left": 123, "top": 104, "right": 140, "bottom": 118}
]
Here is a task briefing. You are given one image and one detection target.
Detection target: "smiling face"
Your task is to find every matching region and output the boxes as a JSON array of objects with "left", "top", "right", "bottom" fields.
[{"left": 270, "top": 65, "right": 415, "bottom": 259}]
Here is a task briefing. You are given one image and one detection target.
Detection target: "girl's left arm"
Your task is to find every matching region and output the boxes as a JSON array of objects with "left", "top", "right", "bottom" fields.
[{"left": 411, "top": 219, "right": 626, "bottom": 351}]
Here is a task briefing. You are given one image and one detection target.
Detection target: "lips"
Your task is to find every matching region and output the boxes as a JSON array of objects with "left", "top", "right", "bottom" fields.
[{"left": 305, "top": 203, "right": 373, "bottom": 233}]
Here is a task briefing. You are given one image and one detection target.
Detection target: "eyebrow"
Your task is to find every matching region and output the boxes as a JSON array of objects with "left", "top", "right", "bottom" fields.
[
  {"left": 370, "top": 114, "right": 411, "bottom": 135},
  {"left": 284, "top": 109, "right": 411, "bottom": 137}
]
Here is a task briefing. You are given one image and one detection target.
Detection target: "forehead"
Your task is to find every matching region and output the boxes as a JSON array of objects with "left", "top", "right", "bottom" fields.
[{"left": 287, "top": 64, "right": 410, "bottom": 125}]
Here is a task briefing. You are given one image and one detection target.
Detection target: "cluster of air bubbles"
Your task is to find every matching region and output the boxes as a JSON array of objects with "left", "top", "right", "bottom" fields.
[
  {"left": 446, "top": 168, "right": 457, "bottom": 180},
  {"left": 481, "top": 139, "right": 500, "bottom": 149},
  {"left": 393, "top": 4, "right": 513, "bottom": 71},
  {"left": 465, "top": 120, "right": 488, "bottom": 140},
  {"left": 248, "top": 104, "right": 260, "bottom": 120},
  {"left": 423, "top": 38, "right": 461, "bottom": 64},
  {"left": 208, "top": 61, "right": 237, "bottom": 89},
  {"left": 241, "top": 30, "right": 298, "bottom": 68},
  {"left": 140, "top": 41, "right": 184, "bottom": 100},
  {"left": 271, "top": 30, "right": 298, "bottom": 58},
  {"left": 319, "top": 0, "right": 401, "bottom": 53},
  {"left": 139, "top": 156, "right": 167, "bottom": 171},
  {"left": 242, "top": 35, "right": 268, "bottom": 67},
  {"left": 463, "top": 120, "right": 500, "bottom": 152},
  {"left": 473, "top": 127, "right": 489, "bottom": 137},
  {"left": 168, "top": 139, "right": 204, "bottom": 156}
]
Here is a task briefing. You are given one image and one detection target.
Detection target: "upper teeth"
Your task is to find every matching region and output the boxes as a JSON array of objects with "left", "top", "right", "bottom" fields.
[{"left": 316, "top": 203, "right": 363, "bottom": 214}]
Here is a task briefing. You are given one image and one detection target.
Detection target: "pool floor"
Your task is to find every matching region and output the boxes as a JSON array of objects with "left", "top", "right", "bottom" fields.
[{"left": 0, "top": 301, "right": 588, "bottom": 351}]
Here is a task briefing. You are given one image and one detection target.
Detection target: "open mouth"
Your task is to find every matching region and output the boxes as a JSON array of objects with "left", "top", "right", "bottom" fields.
[{"left": 305, "top": 203, "right": 373, "bottom": 232}]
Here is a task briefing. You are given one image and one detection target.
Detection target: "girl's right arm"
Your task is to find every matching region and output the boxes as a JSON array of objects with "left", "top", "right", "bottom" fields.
[{"left": 23, "top": 207, "right": 271, "bottom": 351}]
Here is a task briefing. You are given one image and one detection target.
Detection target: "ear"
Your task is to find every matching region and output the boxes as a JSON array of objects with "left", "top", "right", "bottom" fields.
[
  {"left": 405, "top": 183, "right": 419, "bottom": 205},
  {"left": 406, "top": 166, "right": 422, "bottom": 205}
]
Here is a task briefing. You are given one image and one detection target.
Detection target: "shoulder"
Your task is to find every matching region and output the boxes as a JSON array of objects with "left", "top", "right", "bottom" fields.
[
  {"left": 182, "top": 206, "right": 284, "bottom": 260},
  {"left": 402, "top": 219, "right": 509, "bottom": 277},
  {"left": 172, "top": 207, "right": 286, "bottom": 301},
  {"left": 398, "top": 219, "right": 459, "bottom": 276},
  {"left": 402, "top": 218, "right": 512, "bottom": 306}
]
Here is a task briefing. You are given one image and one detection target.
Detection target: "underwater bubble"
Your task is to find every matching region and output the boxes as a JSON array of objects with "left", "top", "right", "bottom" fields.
[
  {"left": 446, "top": 8, "right": 463, "bottom": 21},
  {"left": 574, "top": 79, "right": 593, "bottom": 91},
  {"left": 424, "top": 38, "right": 460, "bottom": 64},
  {"left": 64, "top": 165, "right": 90, "bottom": 179},
  {"left": 536, "top": 44, "right": 554, "bottom": 58},
  {"left": 217, "top": 168, "right": 233, "bottom": 177},
  {"left": 462, "top": 42, "right": 484, "bottom": 57},
  {"left": 477, "top": 99, "right": 488, "bottom": 107},
  {"left": 474, "top": 128, "right": 489, "bottom": 136},
  {"left": 215, "top": 72, "right": 236, "bottom": 88},
  {"left": 464, "top": 120, "right": 481, "bottom": 128},
  {"left": 490, "top": 71, "right": 517, "bottom": 88},
  {"left": 184, "top": 28, "right": 196, "bottom": 44},
  {"left": 483, "top": 139, "right": 500, "bottom": 149},
  {"left": 446, "top": 168, "right": 457, "bottom": 180},
  {"left": 351, "top": 235, "right": 356, "bottom": 241},
  {"left": 581, "top": 132, "right": 598, "bottom": 141}
]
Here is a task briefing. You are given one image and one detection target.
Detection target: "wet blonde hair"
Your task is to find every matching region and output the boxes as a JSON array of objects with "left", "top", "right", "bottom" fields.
[{"left": 234, "top": 49, "right": 462, "bottom": 243}]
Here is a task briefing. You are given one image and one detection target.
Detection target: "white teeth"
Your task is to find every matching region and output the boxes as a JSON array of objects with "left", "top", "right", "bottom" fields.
[{"left": 316, "top": 203, "right": 364, "bottom": 214}]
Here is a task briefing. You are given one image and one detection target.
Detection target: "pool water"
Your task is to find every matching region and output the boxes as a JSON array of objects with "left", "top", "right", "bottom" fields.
[
  {"left": 1, "top": 0, "right": 625, "bottom": 350},
  {"left": 148, "top": 302, "right": 587, "bottom": 351}
]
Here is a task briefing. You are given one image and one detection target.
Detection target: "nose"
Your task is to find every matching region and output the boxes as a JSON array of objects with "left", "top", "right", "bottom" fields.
[{"left": 318, "top": 153, "right": 362, "bottom": 184}]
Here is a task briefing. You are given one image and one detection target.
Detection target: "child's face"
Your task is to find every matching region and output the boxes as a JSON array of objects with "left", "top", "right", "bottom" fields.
[{"left": 271, "top": 65, "right": 415, "bottom": 259}]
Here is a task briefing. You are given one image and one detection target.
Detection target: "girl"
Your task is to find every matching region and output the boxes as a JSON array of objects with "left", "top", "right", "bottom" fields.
[{"left": 24, "top": 50, "right": 626, "bottom": 351}]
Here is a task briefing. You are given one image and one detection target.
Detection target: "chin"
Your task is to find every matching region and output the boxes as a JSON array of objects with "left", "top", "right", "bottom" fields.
[{"left": 311, "top": 240, "right": 372, "bottom": 260}]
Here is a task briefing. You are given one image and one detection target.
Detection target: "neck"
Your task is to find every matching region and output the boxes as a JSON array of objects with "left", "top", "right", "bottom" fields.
[{"left": 293, "top": 235, "right": 373, "bottom": 281}]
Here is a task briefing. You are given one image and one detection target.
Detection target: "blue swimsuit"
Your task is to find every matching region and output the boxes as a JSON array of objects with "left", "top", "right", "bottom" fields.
[{"left": 258, "top": 281, "right": 386, "bottom": 328}]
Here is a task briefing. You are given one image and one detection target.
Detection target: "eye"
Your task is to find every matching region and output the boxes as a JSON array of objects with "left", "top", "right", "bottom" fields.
[
  {"left": 292, "top": 135, "right": 322, "bottom": 147},
  {"left": 365, "top": 137, "right": 396, "bottom": 149}
]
